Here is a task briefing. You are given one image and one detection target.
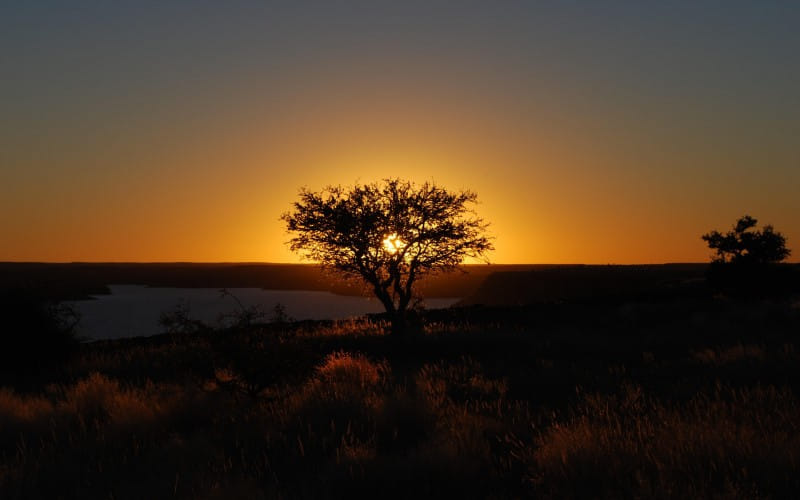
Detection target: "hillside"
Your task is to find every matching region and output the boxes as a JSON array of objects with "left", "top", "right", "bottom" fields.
[
  {"left": 1, "top": 290, "right": 799, "bottom": 498},
  {"left": 462, "top": 264, "right": 709, "bottom": 305}
]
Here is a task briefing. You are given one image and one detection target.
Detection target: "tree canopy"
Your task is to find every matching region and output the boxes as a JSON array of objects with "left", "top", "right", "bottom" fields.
[
  {"left": 281, "top": 178, "right": 493, "bottom": 332},
  {"left": 702, "top": 215, "right": 790, "bottom": 265}
]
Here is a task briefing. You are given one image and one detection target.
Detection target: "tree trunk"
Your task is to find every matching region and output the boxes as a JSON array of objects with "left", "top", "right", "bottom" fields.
[{"left": 389, "top": 309, "right": 407, "bottom": 336}]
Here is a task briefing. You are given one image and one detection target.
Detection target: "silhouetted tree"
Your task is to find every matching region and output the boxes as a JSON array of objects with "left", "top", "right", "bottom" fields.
[
  {"left": 282, "top": 178, "right": 493, "bottom": 334},
  {"left": 702, "top": 215, "right": 794, "bottom": 295},
  {"left": 702, "top": 215, "right": 790, "bottom": 264}
]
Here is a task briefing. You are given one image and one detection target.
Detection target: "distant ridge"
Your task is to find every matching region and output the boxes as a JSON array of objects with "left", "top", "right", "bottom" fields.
[
  {"left": 0, "top": 262, "right": 536, "bottom": 301},
  {"left": 460, "top": 264, "right": 710, "bottom": 306}
]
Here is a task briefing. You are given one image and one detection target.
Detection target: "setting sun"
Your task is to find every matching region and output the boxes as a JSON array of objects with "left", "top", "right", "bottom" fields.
[
  {"left": 2, "top": 3, "right": 799, "bottom": 498},
  {"left": 382, "top": 233, "right": 406, "bottom": 255}
]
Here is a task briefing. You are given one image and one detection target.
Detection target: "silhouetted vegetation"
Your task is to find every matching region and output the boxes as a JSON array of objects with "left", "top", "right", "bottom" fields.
[
  {"left": 0, "top": 288, "right": 80, "bottom": 388},
  {"left": 703, "top": 215, "right": 790, "bottom": 265},
  {"left": 1, "top": 286, "right": 799, "bottom": 498},
  {"left": 282, "top": 179, "right": 493, "bottom": 334},
  {"left": 702, "top": 215, "right": 796, "bottom": 296},
  {"left": 157, "top": 299, "right": 211, "bottom": 336}
]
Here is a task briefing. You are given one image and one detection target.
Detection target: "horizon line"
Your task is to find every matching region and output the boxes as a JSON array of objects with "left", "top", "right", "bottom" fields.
[{"left": 1, "top": 260, "right": 714, "bottom": 266}]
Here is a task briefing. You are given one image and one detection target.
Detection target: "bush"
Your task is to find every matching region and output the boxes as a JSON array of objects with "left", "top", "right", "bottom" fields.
[{"left": 0, "top": 288, "right": 79, "bottom": 385}]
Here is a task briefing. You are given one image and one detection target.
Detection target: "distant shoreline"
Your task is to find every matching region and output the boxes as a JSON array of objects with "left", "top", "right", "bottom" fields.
[{"left": 1, "top": 262, "right": 714, "bottom": 302}]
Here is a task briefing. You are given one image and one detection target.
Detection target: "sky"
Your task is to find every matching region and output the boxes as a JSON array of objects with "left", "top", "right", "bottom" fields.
[{"left": 2, "top": 1, "right": 798, "bottom": 264}]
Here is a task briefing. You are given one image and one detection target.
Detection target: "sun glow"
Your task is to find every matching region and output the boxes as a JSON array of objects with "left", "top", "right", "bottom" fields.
[{"left": 382, "top": 233, "right": 406, "bottom": 254}]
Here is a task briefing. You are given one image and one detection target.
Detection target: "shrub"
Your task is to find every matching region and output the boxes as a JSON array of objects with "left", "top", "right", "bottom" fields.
[{"left": 0, "top": 288, "right": 79, "bottom": 385}]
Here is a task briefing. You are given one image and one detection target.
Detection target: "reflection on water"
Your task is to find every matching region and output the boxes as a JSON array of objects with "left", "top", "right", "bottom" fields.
[{"left": 67, "top": 285, "right": 459, "bottom": 340}]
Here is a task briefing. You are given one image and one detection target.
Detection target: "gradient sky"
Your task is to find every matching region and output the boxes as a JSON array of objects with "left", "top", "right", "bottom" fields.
[{"left": 2, "top": 2, "right": 798, "bottom": 263}]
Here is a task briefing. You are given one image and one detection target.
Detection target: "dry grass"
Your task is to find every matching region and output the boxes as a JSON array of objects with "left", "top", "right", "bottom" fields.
[
  {"left": 692, "top": 343, "right": 768, "bottom": 365},
  {"left": 530, "top": 384, "right": 800, "bottom": 498},
  {"left": 2, "top": 296, "right": 800, "bottom": 498},
  {"left": 298, "top": 317, "right": 388, "bottom": 337}
]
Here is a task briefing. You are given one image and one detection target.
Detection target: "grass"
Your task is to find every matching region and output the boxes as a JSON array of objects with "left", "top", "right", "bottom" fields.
[
  {"left": 530, "top": 384, "right": 800, "bottom": 499},
  {"left": 1, "top": 295, "right": 799, "bottom": 498}
]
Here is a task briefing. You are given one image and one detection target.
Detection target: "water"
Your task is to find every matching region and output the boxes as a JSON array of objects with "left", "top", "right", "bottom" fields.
[{"left": 66, "top": 285, "right": 459, "bottom": 340}]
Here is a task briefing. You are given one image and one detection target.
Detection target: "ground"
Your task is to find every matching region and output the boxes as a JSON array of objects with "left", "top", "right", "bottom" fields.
[{"left": 1, "top": 291, "right": 799, "bottom": 499}]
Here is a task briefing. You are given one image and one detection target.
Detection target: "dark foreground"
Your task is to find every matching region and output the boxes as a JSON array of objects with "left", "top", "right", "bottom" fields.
[{"left": 2, "top": 291, "right": 799, "bottom": 499}]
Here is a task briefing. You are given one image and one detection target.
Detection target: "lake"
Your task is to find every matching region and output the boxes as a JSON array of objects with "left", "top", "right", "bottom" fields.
[{"left": 67, "top": 285, "right": 459, "bottom": 340}]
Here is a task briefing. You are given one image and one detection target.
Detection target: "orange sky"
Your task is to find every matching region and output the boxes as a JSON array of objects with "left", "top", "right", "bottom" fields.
[{"left": 2, "top": 3, "right": 798, "bottom": 263}]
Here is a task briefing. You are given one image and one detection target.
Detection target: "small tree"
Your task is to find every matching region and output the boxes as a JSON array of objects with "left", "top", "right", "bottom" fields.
[
  {"left": 282, "top": 178, "right": 493, "bottom": 334},
  {"left": 702, "top": 215, "right": 790, "bottom": 265},
  {"left": 702, "top": 215, "right": 794, "bottom": 295}
]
